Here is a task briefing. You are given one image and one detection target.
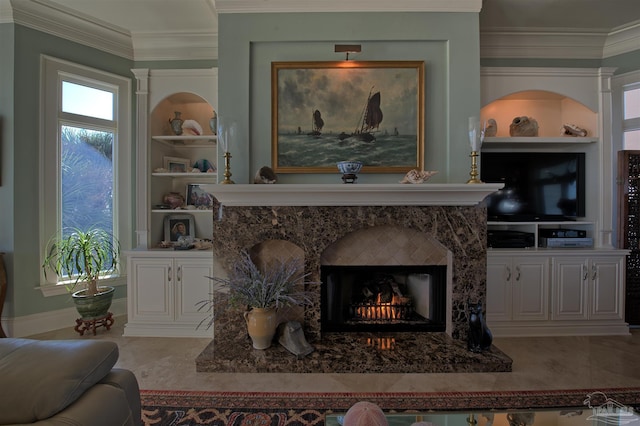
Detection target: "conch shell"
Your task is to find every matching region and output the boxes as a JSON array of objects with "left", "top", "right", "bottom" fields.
[
  {"left": 399, "top": 169, "right": 438, "bottom": 184},
  {"left": 561, "top": 124, "right": 587, "bottom": 137}
]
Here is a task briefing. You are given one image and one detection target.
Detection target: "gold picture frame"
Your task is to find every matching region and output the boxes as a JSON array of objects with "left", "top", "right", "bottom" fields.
[{"left": 271, "top": 61, "right": 425, "bottom": 174}]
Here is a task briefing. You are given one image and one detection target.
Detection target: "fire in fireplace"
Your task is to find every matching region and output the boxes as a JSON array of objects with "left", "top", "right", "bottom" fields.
[{"left": 321, "top": 265, "right": 446, "bottom": 333}]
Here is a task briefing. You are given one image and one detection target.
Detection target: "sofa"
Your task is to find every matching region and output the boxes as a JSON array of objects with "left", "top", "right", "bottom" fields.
[{"left": 0, "top": 338, "right": 141, "bottom": 426}]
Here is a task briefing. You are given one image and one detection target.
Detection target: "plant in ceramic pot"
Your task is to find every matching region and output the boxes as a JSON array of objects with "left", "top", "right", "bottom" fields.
[
  {"left": 42, "top": 227, "right": 120, "bottom": 320},
  {"left": 198, "top": 250, "right": 315, "bottom": 349}
]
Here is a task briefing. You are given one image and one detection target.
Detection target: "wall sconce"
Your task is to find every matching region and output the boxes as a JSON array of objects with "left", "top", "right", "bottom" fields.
[{"left": 335, "top": 44, "right": 361, "bottom": 61}]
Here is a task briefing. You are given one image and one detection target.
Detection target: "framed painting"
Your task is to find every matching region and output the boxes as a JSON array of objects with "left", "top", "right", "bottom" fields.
[
  {"left": 186, "top": 183, "right": 214, "bottom": 209},
  {"left": 271, "top": 61, "right": 425, "bottom": 174}
]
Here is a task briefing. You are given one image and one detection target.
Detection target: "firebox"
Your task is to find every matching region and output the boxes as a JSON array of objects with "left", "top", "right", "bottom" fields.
[{"left": 321, "top": 265, "right": 446, "bottom": 333}]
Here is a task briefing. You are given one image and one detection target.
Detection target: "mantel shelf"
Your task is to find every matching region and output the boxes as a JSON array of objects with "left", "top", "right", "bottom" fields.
[{"left": 205, "top": 183, "right": 504, "bottom": 207}]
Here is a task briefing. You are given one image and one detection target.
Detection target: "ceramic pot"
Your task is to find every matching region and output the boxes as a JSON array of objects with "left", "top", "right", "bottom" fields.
[
  {"left": 243, "top": 307, "right": 277, "bottom": 349},
  {"left": 72, "top": 286, "right": 115, "bottom": 319},
  {"left": 170, "top": 111, "right": 184, "bottom": 135}
]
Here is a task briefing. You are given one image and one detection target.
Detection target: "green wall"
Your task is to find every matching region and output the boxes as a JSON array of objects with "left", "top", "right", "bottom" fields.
[
  {"left": 6, "top": 25, "right": 135, "bottom": 317},
  {"left": 218, "top": 12, "right": 482, "bottom": 184}
]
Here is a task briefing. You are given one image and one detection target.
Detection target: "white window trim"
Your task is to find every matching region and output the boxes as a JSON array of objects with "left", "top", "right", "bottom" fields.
[{"left": 39, "top": 55, "right": 132, "bottom": 296}]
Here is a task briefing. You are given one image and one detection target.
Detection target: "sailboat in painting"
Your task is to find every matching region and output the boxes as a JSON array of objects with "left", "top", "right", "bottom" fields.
[
  {"left": 308, "top": 109, "right": 324, "bottom": 137},
  {"left": 339, "top": 88, "right": 383, "bottom": 142}
]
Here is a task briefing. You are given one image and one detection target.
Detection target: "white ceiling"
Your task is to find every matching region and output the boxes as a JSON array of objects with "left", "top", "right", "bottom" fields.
[{"left": 5, "top": 0, "right": 640, "bottom": 61}]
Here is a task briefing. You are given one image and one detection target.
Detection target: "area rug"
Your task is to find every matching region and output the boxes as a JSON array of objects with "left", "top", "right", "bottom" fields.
[{"left": 140, "top": 388, "right": 640, "bottom": 426}]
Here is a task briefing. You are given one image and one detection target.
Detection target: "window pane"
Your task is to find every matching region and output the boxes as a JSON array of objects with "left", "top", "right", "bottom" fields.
[
  {"left": 624, "top": 88, "right": 640, "bottom": 120},
  {"left": 62, "top": 81, "right": 114, "bottom": 120},
  {"left": 61, "top": 125, "right": 114, "bottom": 238},
  {"left": 624, "top": 130, "right": 640, "bottom": 150}
]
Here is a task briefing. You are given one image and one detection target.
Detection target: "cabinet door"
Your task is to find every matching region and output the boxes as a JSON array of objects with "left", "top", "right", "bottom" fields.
[
  {"left": 512, "top": 257, "right": 549, "bottom": 321},
  {"left": 128, "top": 258, "right": 173, "bottom": 322},
  {"left": 589, "top": 257, "right": 625, "bottom": 321},
  {"left": 486, "top": 256, "right": 513, "bottom": 322},
  {"left": 552, "top": 257, "right": 589, "bottom": 320},
  {"left": 174, "top": 258, "right": 214, "bottom": 323}
]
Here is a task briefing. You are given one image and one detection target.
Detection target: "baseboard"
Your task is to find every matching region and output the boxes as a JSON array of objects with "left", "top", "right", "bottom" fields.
[{"left": 2, "top": 297, "right": 127, "bottom": 337}]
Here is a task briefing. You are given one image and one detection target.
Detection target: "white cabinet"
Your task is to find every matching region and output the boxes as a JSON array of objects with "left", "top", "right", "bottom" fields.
[
  {"left": 487, "top": 250, "right": 629, "bottom": 336},
  {"left": 124, "top": 250, "right": 213, "bottom": 337},
  {"left": 486, "top": 255, "right": 549, "bottom": 323},
  {"left": 552, "top": 255, "right": 625, "bottom": 322}
]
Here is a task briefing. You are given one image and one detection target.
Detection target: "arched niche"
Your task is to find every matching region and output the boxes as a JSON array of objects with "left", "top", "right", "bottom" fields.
[
  {"left": 480, "top": 90, "right": 598, "bottom": 138},
  {"left": 150, "top": 92, "right": 215, "bottom": 137}
]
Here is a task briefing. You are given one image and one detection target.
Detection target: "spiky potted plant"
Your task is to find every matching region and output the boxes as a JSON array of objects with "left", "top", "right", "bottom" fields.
[
  {"left": 42, "top": 227, "right": 120, "bottom": 320},
  {"left": 197, "top": 250, "right": 315, "bottom": 349}
]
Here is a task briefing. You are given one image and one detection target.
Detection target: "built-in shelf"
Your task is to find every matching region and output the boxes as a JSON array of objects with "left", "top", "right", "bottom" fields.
[
  {"left": 151, "top": 172, "right": 217, "bottom": 178},
  {"left": 152, "top": 135, "right": 217, "bottom": 147},
  {"left": 483, "top": 136, "right": 598, "bottom": 145}
]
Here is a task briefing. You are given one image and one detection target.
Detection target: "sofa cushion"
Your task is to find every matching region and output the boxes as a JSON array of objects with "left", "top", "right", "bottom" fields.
[{"left": 0, "top": 338, "right": 119, "bottom": 424}]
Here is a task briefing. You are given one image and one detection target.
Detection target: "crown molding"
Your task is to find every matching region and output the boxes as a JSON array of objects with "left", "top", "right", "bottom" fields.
[
  {"left": 214, "top": 0, "right": 482, "bottom": 14},
  {"left": 132, "top": 31, "right": 218, "bottom": 61},
  {"left": 481, "top": 20, "right": 640, "bottom": 60},
  {"left": 8, "top": 0, "right": 134, "bottom": 59},
  {"left": 604, "top": 20, "right": 640, "bottom": 58},
  {"left": 0, "top": 0, "right": 13, "bottom": 23},
  {"left": 480, "top": 28, "right": 607, "bottom": 59}
]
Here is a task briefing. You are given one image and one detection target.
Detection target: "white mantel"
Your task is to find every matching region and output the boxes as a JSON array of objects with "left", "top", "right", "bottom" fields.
[{"left": 205, "top": 183, "right": 503, "bottom": 206}]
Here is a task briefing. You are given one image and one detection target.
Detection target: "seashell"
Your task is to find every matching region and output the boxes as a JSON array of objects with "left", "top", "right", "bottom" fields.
[
  {"left": 182, "top": 119, "right": 203, "bottom": 136},
  {"left": 254, "top": 166, "right": 278, "bottom": 184},
  {"left": 399, "top": 169, "right": 438, "bottom": 184},
  {"left": 561, "top": 124, "right": 587, "bottom": 137},
  {"left": 509, "top": 116, "right": 538, "bottom": 136},
  {"left": 484, "top": 118, "right": 498, "bottom": 137}
]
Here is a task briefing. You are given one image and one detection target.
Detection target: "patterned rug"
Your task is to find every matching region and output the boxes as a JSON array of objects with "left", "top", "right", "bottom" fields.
[{"left": 140, "top": 388, "right": 640, "bottom": 426}]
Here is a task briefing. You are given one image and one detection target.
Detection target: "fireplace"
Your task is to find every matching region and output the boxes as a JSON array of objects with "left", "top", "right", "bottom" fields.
[
  {"left": 195, "top": 184, "right": 513, "bottom": 373},
  {"left": 321, "top": 265, "right": 446, "bottom": 333}
]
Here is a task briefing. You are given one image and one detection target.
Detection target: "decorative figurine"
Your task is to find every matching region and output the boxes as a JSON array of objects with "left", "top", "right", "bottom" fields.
[{"left": 467, "top": 300, "right": 493, "bottom": 353}]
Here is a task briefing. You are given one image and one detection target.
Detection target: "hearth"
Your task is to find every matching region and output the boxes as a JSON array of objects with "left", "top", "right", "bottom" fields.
[{"left": 321, "top": 265, "right": 446, "bottom": 333}]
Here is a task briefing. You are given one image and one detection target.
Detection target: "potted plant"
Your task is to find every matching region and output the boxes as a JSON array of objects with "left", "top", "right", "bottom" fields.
[
  {"left": 42, "top": 227, "right": 120, "bottom": 320},
  {"left": 198, "top": 250, "right": 315, "bottom": 349}
]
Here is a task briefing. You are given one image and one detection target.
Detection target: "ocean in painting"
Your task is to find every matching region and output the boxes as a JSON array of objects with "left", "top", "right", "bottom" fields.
[{"left": 277, "top": 132, "right": 417, "bottom": 168}]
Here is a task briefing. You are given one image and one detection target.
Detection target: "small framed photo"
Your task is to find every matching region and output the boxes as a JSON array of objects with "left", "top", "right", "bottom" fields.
[
  {"left": 186, "top": 184, "right": 214, "bottom": 209},
  {"left": 163, "top": 156, "right": 191, "bottom": 173},
  {"left": 164, "top": 214, "right": 195, "bottom": 243}
]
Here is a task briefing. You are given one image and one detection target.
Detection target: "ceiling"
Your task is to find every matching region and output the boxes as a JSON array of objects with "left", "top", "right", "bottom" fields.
[{"left": 6, "top": 0, "right": 640, "bottom": 60}]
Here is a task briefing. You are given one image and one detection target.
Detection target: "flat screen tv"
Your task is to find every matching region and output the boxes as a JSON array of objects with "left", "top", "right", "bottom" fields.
[{"left": 480, "top": 152, "right": 586, "bottom": 222}]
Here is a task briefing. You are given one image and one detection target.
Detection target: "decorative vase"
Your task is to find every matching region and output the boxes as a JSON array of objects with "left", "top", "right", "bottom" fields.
[
  {"left": 209, "top": 110, "right": 217, "bottom": 135},
  {"left": 243, "top": 307, "right": 278, "bottom": 349},
  {"left": 163, "top": 192, "right": 185, "bottom": 209},
  {"left": 170, "top": 111, "right": 184, "bottom": 135},
  {"left": 72, "top": 286, "right": 115, "bottom": 319}
]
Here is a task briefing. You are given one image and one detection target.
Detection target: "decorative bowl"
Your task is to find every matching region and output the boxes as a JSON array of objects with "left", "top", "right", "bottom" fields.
[{"left": 337, "top": 161, "right": 363, "bottom": 175}]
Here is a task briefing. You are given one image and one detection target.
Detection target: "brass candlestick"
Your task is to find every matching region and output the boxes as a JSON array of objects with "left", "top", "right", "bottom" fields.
[
  {"left": 221, "top": 151, "right": 235, "bottom": 184},
  {"left": 467, "top": 151, "right": 483, "bottom": 184}
]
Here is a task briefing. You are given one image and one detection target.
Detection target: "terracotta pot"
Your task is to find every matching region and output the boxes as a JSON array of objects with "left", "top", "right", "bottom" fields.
[{"left": 243, "top": 307, "right": 277, "bottom": 349}]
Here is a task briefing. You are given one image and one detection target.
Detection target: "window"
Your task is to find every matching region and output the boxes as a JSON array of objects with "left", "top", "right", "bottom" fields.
[
  {"left": 623, "top": 86, "right": 640, "bottom": 149},
  {"left": 41, "top": 56, "right": 131, "bottom": 292}
]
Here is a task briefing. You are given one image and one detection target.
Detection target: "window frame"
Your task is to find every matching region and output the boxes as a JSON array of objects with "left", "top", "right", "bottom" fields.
[{"left": 39, "top": 56, "right": 131, "bottom": 296}]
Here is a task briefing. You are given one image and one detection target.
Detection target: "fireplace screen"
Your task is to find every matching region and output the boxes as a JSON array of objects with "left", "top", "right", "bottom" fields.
[{"left": 321, "top": 265, "right": 446, "bottom": 333}]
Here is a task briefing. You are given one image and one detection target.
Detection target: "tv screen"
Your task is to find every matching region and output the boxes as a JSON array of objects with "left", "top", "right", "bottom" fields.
[{"left": 480, "top": 152, "right": 586, "bottom": 221}]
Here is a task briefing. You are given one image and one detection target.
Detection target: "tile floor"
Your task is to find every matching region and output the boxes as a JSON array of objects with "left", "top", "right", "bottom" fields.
[{"left": 27, "top": 316, "right": 640, "bottom": 393}]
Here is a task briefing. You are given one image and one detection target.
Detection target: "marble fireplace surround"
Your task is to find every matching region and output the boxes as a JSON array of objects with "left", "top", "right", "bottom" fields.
[{"left": 197, "top": 183, "right": 512, "bottom": 373}]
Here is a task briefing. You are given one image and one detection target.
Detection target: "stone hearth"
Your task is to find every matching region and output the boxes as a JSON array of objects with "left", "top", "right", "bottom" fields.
[{"left": 195, "top": 184, "right": 511, "bottom": 373}]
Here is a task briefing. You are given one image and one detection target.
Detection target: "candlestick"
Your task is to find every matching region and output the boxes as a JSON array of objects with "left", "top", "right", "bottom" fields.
[
  {"left": 467, "top": 151, "right": 483, "bottom": 184},
  {"left": 221, "top": 151, "right": 235, "bottom": 184}
]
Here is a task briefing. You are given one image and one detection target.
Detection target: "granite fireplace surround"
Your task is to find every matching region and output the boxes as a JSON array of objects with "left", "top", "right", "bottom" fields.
[{"left": 196, "top": 184, "right": 512, "bottom": 374}]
